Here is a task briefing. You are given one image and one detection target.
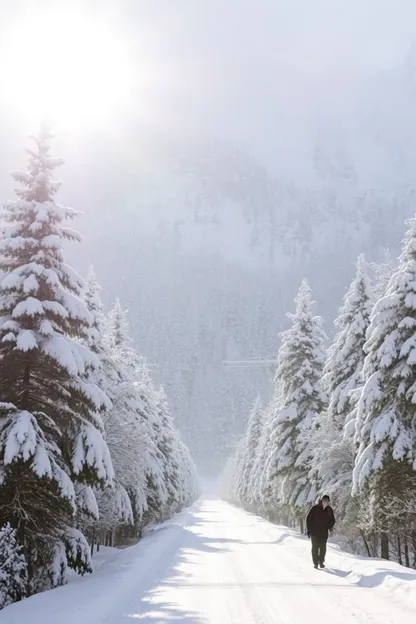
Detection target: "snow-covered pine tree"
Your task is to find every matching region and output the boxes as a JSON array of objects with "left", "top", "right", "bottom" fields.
[
  {"left": 96, "top": 299, "right": 146, "bottom": 539},
  {"left": 135, "top": 364, "right": 168, "bottom": 526},
  {"left": 260, "top": 406, "right": 285, "bottom": 522},
  {"left": 106, "top": 301, "right": 151, "bottom": 525},
  {"left": 266, "top": 281, "right": 327, "bottom": 527},
  {"left": 353, "top": 218, "right": 416, "bottom": 556},
  {"left": 314, "top": 255, "right": 373, "bottom": 507},
  {"left": 154, "top": 387, "right": 183, "bottom": 519},
  {"left": 221, "top": 438, "right": 246, "bottom": 505},
  {"left": 0, "top": 523, "right": 28, "bottom": 609},
  {"left": 371, "top": 249, "right": 397, "bottom": 300},
  {"left": 176, "top": 440, "right": 199, "bottom": 508},
  {"left": 105, "top": 300, "right": 168, "bottom": 531},
  {"left": 82, "top": 266, "right": 106, "bottom": 356},
  {"left": 237, "top": 396, "right": 263, "bottom": 509},
  {"left": 76, "top": 267, "right": 113, "bottom": 526},
  {"left": 0, "top": 126, "right": 113, "bottom": 588},
  {"left": 247, "top": 403, "right": 275, "bottom": 517},
  {"left": 79, "top": 272, "right": 134, "bottom": 545}
]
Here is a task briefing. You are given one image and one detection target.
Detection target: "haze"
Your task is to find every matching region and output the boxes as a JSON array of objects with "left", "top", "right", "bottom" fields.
[{"left": 1, "top": 0, "right": 415, "bottom": 474}]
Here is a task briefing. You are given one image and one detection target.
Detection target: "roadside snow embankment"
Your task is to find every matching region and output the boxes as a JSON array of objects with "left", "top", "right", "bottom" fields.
[{"left": 249, "top": 510, "right": 416, "bottom": 610}]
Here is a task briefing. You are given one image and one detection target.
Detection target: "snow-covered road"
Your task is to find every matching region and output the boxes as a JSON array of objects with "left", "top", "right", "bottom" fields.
[{"left": 2, "top": 499, "right": 416, "bottom": 623}]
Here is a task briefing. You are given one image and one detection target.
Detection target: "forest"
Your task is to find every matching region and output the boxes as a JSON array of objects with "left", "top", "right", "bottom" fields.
[
  {"left": 223, "top": 229, "right": 416, "bottom": 569},
  {"left": 0, "top": 127, "right": 199, "bottom": 610}
]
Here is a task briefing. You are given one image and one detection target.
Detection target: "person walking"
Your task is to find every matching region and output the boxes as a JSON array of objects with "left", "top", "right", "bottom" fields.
[{"left": 306, "top": 495, "right": 335, "bottom": 569}]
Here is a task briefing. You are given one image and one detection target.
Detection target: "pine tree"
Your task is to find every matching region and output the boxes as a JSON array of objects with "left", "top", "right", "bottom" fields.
[
  {"left": 372, "top": 249, "right": 397, "bottom": 299},
  {"left": 266, "top": 281, "right": 327, "bottom": 524},
  {"left": 155, "top": 387, "right": 182, "bottom": 519},
  {"left": 80, "top": 273, "right": 134, "bottom": 541},
  {"left": 136, "top": 365, "right": 168, "bottom": 525},
  {"left": 315, "top": 255, "right": 373, "bottom": 500},
  {"left": 104, "top": 300, "right": 167, "bottom": 531},
  {"left": 82, "top": 266, "right": 106, "bottom": 356},
  {"left": 354, "top": 218, "right": 416, "bottom": 547},
  {"left": 237, "top": 397, "right": 263, "bottom": 508},
  {"left": 0, "top": 126, "right": 113, "bottom": 588},
  {"left": 222, "top": 438, "right": 246, "bottom": 505},
  {"left": 176, "top": 440, "right": 199, "bottom": 508},
  {"left": 0, "top": 523, "right": 28, "bottom": 609},
  {"left": 97, "top": 299, "right": 143, "bottom": 535}
]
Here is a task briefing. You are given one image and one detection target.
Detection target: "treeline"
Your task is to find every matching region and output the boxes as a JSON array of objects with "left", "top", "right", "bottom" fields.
[
  {"left": 223, "top": 221, "right": 416, "bottom": 569},
  {"left": 0, "top": 127, "right": 199, "bottom": 609}
]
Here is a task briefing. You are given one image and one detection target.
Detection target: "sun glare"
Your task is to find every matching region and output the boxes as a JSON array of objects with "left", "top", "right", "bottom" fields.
[{"left": 0, "top": 8, "right": 134, "bottom": 131}]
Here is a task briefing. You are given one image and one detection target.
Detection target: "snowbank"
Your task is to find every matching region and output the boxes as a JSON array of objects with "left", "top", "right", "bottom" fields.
[
  {"left": 0, "top": 505, "right": 196, "bottom": 623},
  {"left": 243, "top": 509, "right": 416, "bottom": 610}
]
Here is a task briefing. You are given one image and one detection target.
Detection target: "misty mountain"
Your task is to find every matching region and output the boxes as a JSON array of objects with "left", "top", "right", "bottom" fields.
[{"left": 2, "top": 44, "right": 415, "bottom": 475}]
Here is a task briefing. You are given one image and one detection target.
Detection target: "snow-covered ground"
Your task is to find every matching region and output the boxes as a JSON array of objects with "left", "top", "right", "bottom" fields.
[{"left": 1, "top": 498, "right": 416, "bottom": 623}]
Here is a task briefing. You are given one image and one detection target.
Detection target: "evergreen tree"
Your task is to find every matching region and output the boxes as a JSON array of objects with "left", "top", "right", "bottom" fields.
[
  {"left": 0, "top": 523, "right": 27, "bottom": 609},
  {"left": 99, "top": 300, "right": 145, "bottom": 533},
  {"left": 222, "top": 438, "right": 246, "bottom": 505},
  {"left": 266, "top": 281, "right": 327, "bottom": 523},
  {"left": 237, "top": 396, "right": 263, "bottom": 508},
  {"left": 0, "top": 126, "right": 113, "bottom": 588},
  {"left": 105, "top": 300, "right": 168, "bottom": 529},
  {"left": 315, "top": 255, "right": 373, "bottom": 500},
  {"left": 135, "top": 365, "right": 168, "bottom": 524},
  {"left": 155, "top": 387, "right": 182, "bottom": 518},
  {"left": 354, "top": 218, "right": 416, "bottom": 547},
  {"left": 82, "top": 266, "right": 106, "bottom": 356},
  {"left": 177, "top": 440, "right": 199, "bottom": 508},
  {"left": 372, "top": 250, "right": 397, "bottom": 299}
]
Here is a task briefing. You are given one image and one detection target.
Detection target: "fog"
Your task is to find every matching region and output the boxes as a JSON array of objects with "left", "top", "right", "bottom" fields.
[{"left": 1, "top": 0, "right": 416, "bottom": 474}]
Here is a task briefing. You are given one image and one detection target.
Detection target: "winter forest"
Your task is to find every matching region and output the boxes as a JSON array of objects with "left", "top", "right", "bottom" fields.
[
  {"left": 222, "top": 237, "right": 416, "bottom": 567},
  {"left": 0, "top": 127, "right": 198, "bottom": 609},
  {"left": 2, "top": 0, "right": 416, "bottom": 620}
]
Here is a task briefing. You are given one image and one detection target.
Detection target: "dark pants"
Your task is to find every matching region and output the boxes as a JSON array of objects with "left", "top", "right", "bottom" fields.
[{"left": 311, "top": 536, "right": 327, "bottom": 566}]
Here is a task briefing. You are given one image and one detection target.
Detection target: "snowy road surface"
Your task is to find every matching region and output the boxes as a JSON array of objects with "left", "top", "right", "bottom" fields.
[{"left": 2, "top": 499, "right": 416, "bottom": 623}]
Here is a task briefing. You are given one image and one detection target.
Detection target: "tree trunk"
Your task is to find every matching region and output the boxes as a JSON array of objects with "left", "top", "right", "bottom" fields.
[
  {"left": 22, "top": 360, "right": 31, "bottom": 409},
  {"left": 360, "top": 529, "right": 372, "bottom": 557},
  {"left": 404, "top": 539, "right": 410, "bottom": 568},
  {"left": 372, "top": 532, "right": 379, "bottom": 557},
  {"left": 381, "top": 532, "right": 389, "bottom": 560},
  {"left": 411, "top": 531, "right": 416, "bottom": 567},
  {"left": 397, "top": 534, "right": 402, "bottom": 566}
]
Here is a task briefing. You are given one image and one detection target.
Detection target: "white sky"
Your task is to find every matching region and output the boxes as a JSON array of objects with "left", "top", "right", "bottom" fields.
[{"left": 0, "top": 0, "right": 415, "bottom": 177}]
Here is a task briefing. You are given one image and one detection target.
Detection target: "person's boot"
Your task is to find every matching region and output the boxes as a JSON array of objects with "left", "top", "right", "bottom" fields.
[
  {"left": 314, "top": 563, "right": 318, "bottom": 569},
  {"left": 319, "top": 562, "right": 325, "bottom": 569}
]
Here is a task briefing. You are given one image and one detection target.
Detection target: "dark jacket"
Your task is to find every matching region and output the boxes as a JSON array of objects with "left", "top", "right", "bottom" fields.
[{"left": 306, "top": 502, "right": 335, "bottom": 539}]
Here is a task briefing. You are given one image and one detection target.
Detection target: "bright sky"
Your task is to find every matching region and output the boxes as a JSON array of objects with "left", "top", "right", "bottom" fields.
[{"left": 0, "top": 0, "right": 415, "bottom": 168}]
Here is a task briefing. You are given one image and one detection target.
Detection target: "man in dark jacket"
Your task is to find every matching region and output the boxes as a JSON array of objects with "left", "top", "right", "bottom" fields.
[{"left": 306, "top": 495, "right": 335, "bottom": 569}]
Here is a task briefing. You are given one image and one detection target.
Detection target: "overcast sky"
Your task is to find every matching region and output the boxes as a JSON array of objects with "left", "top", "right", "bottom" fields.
[{"left": 0, "top": 0, "right": 415, "bottom": 181}]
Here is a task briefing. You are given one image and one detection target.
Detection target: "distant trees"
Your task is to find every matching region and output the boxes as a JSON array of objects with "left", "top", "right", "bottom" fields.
[
  {"left": 0, "top": 127, "right": 198, "bottom": 608},
  {"left": 223, "top": 219, "right": 416, "bottom": 569}
]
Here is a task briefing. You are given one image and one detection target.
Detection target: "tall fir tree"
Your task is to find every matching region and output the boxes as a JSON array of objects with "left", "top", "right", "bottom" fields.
[
  {"left": 106, "top": 300, "right": 167, "bottom": 527},
  {"left": 237, "top": 396, "right": 263, "bottom": 508},
  {"left": 266, "top": 281, "right": 327, "bottom": 523},
  {"left": 0, "top": 126, "right": 113, "bottom": 588},
  {"left": 354, "top": 218, "right": 416, "bottom": 545},
  {"left": 154, "top": 387, "right": 182, "bottom": 518},
  {"left": 372, "top": 250, "right": 397, "bottom": 300},
  {"left": 314, "top": 255, "right": 374, "bottom": 500}
]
